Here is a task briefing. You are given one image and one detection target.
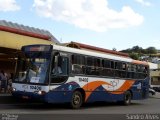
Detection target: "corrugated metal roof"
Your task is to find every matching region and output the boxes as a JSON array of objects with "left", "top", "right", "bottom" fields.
[{"left": 0, "top": 20, "right": 60, "bottom": 43}]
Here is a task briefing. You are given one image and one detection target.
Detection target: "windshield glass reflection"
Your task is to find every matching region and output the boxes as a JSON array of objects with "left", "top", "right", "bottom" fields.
[{"left": 15, "top": 52, "right": 50, "bottom": 84}]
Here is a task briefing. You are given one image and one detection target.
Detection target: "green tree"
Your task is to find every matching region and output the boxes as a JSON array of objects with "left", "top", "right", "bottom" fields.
[
  {"left": 129, "top": 53, "right": 140, "bottom": 60},
  {"left": 146, "top": 47, "right": 157, "bottom": 54},
  {"left": 132, "top": 46, "right": 143, "bottom": 53},
  {"left": 120, "top": 48, "right": 131, "bottom": 53}
]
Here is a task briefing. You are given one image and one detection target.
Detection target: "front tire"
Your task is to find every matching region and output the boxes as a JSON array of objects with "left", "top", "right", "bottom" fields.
[
  {"left": 70, "top": 91, "right": 83, "bottom": 109},
  {"left": 123, "top": 91, "right": 131, "bottom": 105}
]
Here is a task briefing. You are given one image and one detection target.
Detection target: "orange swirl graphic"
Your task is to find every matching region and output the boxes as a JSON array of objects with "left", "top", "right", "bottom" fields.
[
  {"left": 82, "top": 81, "right": 112, "bottom": 101},
  {"left": 82, "top": 80, "right": 135, "bottom": 102}
]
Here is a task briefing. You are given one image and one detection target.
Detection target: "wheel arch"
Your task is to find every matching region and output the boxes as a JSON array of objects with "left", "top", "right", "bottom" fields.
[{"left": 73, "top": 88, "right": 86, "bottom": 103}]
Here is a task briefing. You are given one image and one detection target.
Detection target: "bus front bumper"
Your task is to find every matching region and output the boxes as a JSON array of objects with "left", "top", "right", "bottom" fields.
[
  {"left": 12, "top": 91, "right": 72, "bottom": 103},
  {"left": 12, "top": 91, "right": 46, "bottom": 102}
]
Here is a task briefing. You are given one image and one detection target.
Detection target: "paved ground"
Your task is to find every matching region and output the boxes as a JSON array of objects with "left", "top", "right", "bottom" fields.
[
  {"left": 0, "top": 93, "right": 160, "bottom": 120},
  {"left": 0, "top": 93, "right": 160, "bottom": 113}
]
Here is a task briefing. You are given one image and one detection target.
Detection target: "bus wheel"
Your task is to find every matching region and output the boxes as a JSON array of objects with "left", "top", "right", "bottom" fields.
[
  {"left": 70, "top": 91, "right": 83, "bottom": 109},
  {"left": 123, "top": 91, "right": 131, "bottom": 105}
]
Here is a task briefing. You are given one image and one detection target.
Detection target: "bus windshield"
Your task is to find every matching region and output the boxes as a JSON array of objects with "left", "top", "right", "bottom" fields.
[{"left": 15, "top": 52, "right": 50, "bottom": 84}]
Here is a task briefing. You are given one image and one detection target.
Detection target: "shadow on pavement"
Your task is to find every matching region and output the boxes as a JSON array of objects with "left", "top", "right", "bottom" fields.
[{"left": 0, "top": 93, "right": 149, "bottom": 110}]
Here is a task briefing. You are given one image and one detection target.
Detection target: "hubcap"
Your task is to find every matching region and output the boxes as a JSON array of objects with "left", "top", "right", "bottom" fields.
[{"left": 73, "top": 94, "right": 80, "bottom": 105}]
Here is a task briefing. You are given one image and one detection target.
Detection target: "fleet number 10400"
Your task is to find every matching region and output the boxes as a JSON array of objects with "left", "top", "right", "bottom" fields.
[{"left": 30, "top": 85, "right": 41, "bottom": 91}]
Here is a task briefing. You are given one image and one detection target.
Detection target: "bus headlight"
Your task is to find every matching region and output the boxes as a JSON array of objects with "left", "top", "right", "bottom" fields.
[
  {"left": 12, "top": 88, "right": 16, "bottom": 92},
  {"left": 37, "top": 91, "right": 46, "bottom": 95}
]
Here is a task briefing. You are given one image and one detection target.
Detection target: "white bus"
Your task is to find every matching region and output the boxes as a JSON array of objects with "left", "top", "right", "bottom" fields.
[{"left": 12, "top": 44, "right": 149, "bottom": 109}]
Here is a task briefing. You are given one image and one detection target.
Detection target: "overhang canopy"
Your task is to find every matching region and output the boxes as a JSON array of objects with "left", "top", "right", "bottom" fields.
[
  {"left": 0, "top": 20, "right": 59, "bottom": 50},
  {"left": 0, "top": 30, "right": 53, "bottom": 50}
]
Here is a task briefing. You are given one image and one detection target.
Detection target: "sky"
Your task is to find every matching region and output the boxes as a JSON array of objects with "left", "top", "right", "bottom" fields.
[{"left": 0, "top": 0, "right": 160, "bottom": 51}]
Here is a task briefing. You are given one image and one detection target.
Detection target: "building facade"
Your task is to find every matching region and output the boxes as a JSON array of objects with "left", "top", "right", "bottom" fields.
[
  {"left": 0, "top": 20, "right": 59, "bottom": 75},
  {"left": 150, "top": 64, "right": 160, "bottom": 90}
]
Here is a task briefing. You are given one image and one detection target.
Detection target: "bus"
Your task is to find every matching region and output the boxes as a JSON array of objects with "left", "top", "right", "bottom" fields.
[{"left": 12, "top": 44, "right": 149, "bottom": 109}]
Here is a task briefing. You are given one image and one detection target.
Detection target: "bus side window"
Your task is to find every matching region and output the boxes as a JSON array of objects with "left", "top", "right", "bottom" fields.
[
  {"left": 89, "top": 58, "right": 101, "bottom": 75},
  {"left": 127, "top": 64, "right": 132, "bottom": 78},
  {"left": 121, "top": 63, "right": 126, "bottom": 78},
  {"left": 122, "top": 63, "right": 126, "bottom": 70},
  {"left": 59, "top": 56, "right": 68, "bottom": 75},
  {"left": 51, "top": 56, "right": 68, "bottom": 76},
  {"left": 101, "top": 59, "right": 112, "bottom": 77},
  {"left": 86, "top": 57, "right": 93, "bottom": 75},
  {"left": 50, "top": 56, "right": 68, "bottom": 83},
  {"left": 71, "top": 55, "right": 85, "bottom": 74},
  {"left": 72, "top": 64, "right": 83, "bottom": 74}
]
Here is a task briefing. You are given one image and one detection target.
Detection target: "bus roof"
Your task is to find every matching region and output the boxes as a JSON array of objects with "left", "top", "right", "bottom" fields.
[{"left": 52, "top": 44, "right": 148, "bottom": 66}]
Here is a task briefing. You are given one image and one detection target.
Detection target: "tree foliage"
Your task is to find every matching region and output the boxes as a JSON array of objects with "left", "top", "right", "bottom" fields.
[
  {"left": 120, "top": 46, "right": 157, "bottom": 60},
  {"left": 129, "top": 53, "right": 140, "bottom": 60},
  {"left": 146, "top": 47, "right": 157, "bottom": 54}
]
